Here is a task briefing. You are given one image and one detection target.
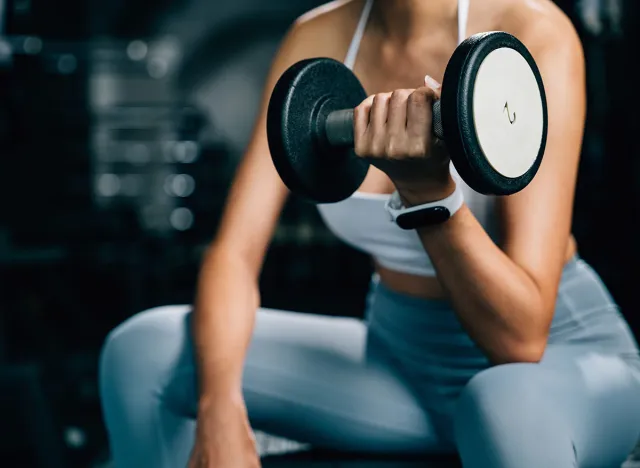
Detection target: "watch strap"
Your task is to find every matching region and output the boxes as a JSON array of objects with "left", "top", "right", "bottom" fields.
[{"left": 385, "top": 183, "right": 464, "bottom": 230}]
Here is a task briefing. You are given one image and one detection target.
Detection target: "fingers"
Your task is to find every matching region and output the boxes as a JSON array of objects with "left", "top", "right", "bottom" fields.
[
  {"left": 354, "top": 80, "right": 439, "bottom": 159},
  {"left": 354, "top": 92, "right": 391, "bottom": 156},
  {"left": 353, "top": 94, "right": 374, "bottom": 148},
  {"left": 385, "top": 89, "right": 413, "bottom": 157},
  {"left": 406, "top": 87, "right": 437, "bottom": 142},
  {"left": 387, "top": 89, "right": 412, "bottom": 130},
  {"left": 424, "top": 75, "right": 442, "bottom": 99},
  {"left": 369, "top": 92, "right": 391, "bottom": 133}
]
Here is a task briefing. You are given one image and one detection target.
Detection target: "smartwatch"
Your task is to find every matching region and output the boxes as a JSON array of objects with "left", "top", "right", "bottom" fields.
[{"left": 384, "top": 183, "right": 464, "bottom": 230}]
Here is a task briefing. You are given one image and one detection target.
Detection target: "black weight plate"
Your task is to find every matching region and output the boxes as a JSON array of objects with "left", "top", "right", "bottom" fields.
[
  {"left": 441, "top": 32, "right": 548, "bottom": 195},
  {"left": 267, "top": 58, "right": 369, "bottom": 203}
]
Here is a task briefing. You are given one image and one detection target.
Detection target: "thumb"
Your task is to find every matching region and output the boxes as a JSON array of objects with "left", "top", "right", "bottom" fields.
[{"left": 424, "top": 75, "right": 442, "bottom": 98}]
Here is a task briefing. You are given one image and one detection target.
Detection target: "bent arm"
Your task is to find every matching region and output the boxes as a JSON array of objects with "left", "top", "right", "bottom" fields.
[{"left": 413, "top": 24, "right": 586, "bottom": 364}]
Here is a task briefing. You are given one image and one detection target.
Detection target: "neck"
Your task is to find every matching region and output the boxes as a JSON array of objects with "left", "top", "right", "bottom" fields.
[{"left": 371, "top": 0, "right": 460, "bottom": 43}]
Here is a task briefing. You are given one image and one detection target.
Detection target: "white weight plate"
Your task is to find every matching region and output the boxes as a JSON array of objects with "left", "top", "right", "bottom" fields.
[{"left": 472, "top": 47, "right": 545, "bottom": 179}]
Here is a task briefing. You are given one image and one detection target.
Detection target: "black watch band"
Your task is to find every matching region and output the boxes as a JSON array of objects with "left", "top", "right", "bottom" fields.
[{"left": 384, "top": 185, "right": 464, "bottom": 230}]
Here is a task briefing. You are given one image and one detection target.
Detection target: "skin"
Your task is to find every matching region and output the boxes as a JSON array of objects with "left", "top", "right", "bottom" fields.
[{"left": 188, "top": 0, "right": 586, "bottom": 466}]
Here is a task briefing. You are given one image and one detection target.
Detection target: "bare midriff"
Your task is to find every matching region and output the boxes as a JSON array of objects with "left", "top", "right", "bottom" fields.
[{"left": 376, "top": 234, "right": 577, "bottom": 300}]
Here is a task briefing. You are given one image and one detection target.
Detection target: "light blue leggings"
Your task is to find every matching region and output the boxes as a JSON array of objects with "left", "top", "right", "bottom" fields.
[{"left": 100, "top": 257, "right": 640, "bottom": 467}]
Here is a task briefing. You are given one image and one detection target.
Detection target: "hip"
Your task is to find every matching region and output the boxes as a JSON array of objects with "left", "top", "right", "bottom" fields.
[{"left": 365, "top": 255, "right": 640, "bottom": 391}]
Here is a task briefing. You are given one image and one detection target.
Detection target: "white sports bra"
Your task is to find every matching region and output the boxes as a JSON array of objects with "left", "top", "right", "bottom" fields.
[{"left": 316, "top": 0, "right": 500, "bottom": 277}]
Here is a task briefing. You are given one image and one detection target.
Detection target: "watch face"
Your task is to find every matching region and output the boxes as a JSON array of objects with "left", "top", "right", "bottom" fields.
[{"left": 397, "top": 206, "right": 451, "bottom": 230}]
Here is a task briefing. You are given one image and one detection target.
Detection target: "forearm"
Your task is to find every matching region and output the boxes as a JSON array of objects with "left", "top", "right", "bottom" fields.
[
  {"left": 192, "top": 246, "right": 260, "bottom": 407},
  {"left": 416, "top": 204, "right": 547, "bottom": 364}
]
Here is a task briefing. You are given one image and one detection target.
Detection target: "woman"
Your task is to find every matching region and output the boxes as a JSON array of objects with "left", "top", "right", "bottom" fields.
[{"left": 99, "top": 0, "right": 640, "bottom": 467}]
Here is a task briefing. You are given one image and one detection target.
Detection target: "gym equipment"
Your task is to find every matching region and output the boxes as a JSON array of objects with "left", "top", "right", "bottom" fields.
[{"left": 267, "top": 31, "right": 548, "bottom": 203}]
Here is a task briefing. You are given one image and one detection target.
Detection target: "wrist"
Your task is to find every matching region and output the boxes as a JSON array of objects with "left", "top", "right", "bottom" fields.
[
  {"left": 198, "top": 385, "right": 244, "bottom": 412},
  {"left": 396, "top": 173, "right": 456, "bottom": 207}
]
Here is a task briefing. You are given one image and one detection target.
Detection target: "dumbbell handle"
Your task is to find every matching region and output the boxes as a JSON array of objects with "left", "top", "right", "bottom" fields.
[{"left": 324, "top": 100, "right": 444, "bottom": 147}]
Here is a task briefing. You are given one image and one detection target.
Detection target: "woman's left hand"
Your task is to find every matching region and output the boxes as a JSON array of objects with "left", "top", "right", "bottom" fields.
[{"left": 353, "top": 75, "right": 454, "bottom": 203}]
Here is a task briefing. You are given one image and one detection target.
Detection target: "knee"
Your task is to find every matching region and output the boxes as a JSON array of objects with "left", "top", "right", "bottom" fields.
[
  {"left": 454, "top": 364, "right": 553, "bottom": 441},
  {"left": 99, "top": 305, "right": 192, "bottom": 393},
  {"left": 454, "top": 365, "right": 577, "bottom": 467}
]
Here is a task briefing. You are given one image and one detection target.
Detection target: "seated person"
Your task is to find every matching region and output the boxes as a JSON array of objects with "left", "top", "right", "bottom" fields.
[{"left": 99, "top": 0, "right": 640, "bottom": 467}]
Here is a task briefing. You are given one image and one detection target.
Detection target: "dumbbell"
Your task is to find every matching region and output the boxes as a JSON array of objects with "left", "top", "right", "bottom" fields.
[{"left": 267, "top": 32, "right": 548, "bottom": 203}]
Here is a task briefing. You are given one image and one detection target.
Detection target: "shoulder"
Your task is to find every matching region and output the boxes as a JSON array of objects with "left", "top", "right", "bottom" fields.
[
  {"left": 500, "top": 0, "right": 584, "bottom": 70},
  {"left": 296, "top": 0, "right": 361, "bottom": 26},
  {"left": 283, "top": 0, "right": 364, "bottom": 61}
]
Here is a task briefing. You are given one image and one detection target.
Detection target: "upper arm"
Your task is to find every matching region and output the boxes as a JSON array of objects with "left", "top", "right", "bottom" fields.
[
  {"left": 211, "top": 11, "right": 344, "bottom": 270},
  {"left": 498, "top": 15, "right": 586, "bottom": 312}
]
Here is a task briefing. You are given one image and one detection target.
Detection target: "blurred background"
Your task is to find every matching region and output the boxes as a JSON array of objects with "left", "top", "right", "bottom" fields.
[{"left": 0, "top": 0, "right": 637, "bottom": 466}]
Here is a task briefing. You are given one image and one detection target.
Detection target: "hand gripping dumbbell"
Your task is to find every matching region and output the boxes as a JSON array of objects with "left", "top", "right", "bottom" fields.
[{"left": 266, "top": 32, "right": 548, "bottom": 203}]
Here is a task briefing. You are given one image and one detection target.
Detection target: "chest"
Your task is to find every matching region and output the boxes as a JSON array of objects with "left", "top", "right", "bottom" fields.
[
  {"left": 350, "top": 42, "right": 455, "bottom": 194},
  {"left": 355, "top": 39, "right": 454, "bottom": 95}
]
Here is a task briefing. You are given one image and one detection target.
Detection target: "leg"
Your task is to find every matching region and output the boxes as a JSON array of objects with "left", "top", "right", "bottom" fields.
[
  {"left": 454, "top": 346, "right": 640, "bottom": 468},
  {"left": 99, "top": 305, "right": 444, "bottom": 468}
]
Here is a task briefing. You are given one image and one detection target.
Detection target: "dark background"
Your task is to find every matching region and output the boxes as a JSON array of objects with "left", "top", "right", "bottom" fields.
[{"left": 0, "top": 0, "right": 636, "bottom": 466}]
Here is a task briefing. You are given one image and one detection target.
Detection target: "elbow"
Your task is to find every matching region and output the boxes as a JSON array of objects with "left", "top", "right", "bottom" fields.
[
  {"left": 493, "top": 291, "right": 552, "bottom": 364},
  {"left": 491, "top": 307, "right": 550, "bottom": 364},
  {"left": 492, "top": 335, "right": 548, "bottom": 364},
  {"left": 495, "top": 341, "right": 546, "bottom": 364}
]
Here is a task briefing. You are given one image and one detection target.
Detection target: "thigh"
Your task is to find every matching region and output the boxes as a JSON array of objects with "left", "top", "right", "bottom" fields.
[
  {"left": 163, "top": 307, "right": 444, "bottom": 454},
  {"left": 540, "top": 347, "right": 640, "bottom": 467},
  {"left": 455, "top": 345, "right": 640, "bottom": 468}
]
